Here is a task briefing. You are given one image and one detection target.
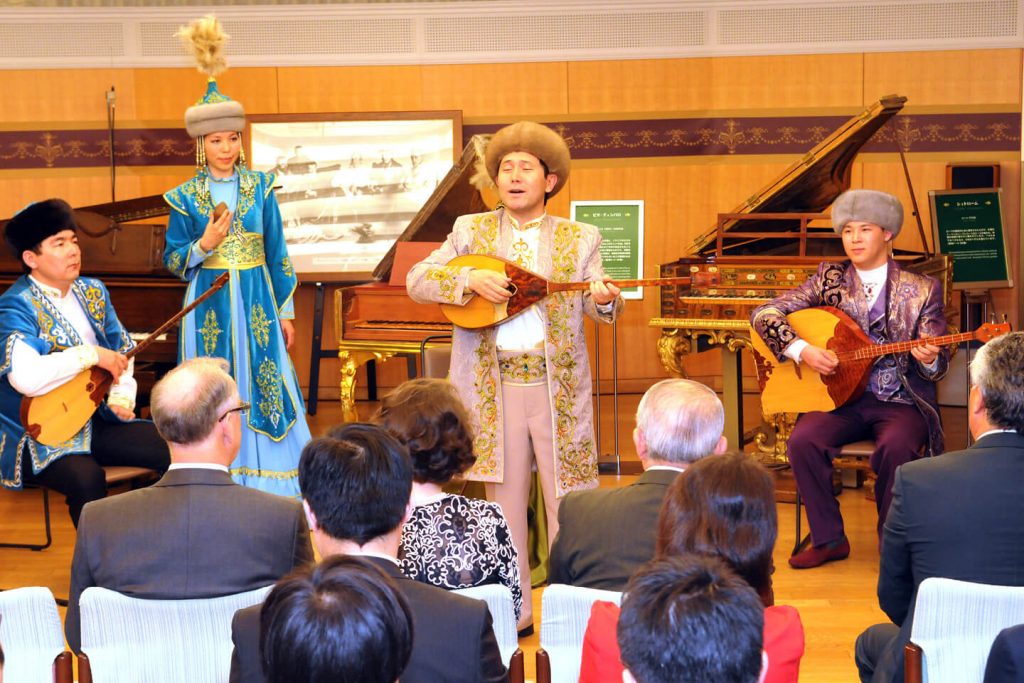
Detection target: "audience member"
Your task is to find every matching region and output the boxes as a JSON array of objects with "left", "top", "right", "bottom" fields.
[
  {"left": 548, "top": 379, "right": 726, "bottom": 590},
  {"left": 259, "top": 555, "right": 413, "bottom": 683},
  {"left": 579, "top": 452, "right": 804, "bottom": 683},
  {"left": 230, "top": 423, "right": 506, "bottom": 683},
  {"left": 375, "top": 378, "right": 522, "bottom": 625},
  {"left": 617, "top": 555, "right": 767, "bottom": 683},
  {"left": 65, "top": 357, "right": 313, "bottom": 653},
  {"left": 855, "top": 332, "right": 1024, "bottom": 682},
  {"left": 984, "top": 624, "right": 1024, "bottom": 683}
]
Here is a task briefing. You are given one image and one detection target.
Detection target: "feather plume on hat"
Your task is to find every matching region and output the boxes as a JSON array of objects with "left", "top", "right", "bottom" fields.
[
  {"left": 176, "top": 15, "right": 229, "bottom": 78},
  {"left": 469, "top": 134, "right": 496, "bottom": 193},
  {"left": 176, "top": 15, "right": 245, "bottom": 138}
]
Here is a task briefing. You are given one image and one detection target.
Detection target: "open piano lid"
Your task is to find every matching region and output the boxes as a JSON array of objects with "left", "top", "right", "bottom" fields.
[
  {"left": 689, "top": 94, "right": 907, "bottom": 258},
  {"left": 372, "top": 136, "right": 491, "bottom": 282}
]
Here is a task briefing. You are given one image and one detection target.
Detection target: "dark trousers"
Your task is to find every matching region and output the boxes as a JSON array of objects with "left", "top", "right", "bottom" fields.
[
  {"left": 21, "top": 418, "right": 170, "bottom": 527},
  {"left": 788, "top": 392, "right": 928, "bottom": 546},
  {"left": 855, "top": 622, "right": 901, "bottom": 683}
]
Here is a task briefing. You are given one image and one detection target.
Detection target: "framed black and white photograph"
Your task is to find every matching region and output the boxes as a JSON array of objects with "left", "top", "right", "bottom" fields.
[{"left": 246, "top": 111, "right": 461, "bottom": 280}]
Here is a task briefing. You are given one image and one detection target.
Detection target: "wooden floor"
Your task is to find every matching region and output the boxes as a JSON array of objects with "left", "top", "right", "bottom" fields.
[{"left": 0, "top": 396, "right": 970, "bottom": 682}]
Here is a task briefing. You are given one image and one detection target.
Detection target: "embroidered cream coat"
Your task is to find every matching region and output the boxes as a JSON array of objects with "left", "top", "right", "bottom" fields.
[{"left": 406, "top": 209, "right": 622, "bottom": 497}]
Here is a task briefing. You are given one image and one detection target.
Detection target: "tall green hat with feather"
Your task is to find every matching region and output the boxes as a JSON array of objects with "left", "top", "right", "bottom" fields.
[{"left": 177, "top": 15, "right": 245, "bottom": 138}]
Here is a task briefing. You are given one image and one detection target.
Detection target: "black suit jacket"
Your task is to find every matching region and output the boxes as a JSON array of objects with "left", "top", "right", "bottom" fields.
[
  {"left": 229, "top": 555, "right": 506, "bottom": 683},
  {"left": 66, "top": 467, "right": 313, "bottom": 653},
  {"left": 874, "top": 432, "right": 1024, "bottom": 682},
  {"left": 984, "top": 624, "right": 1024, "bottom": 683},
  {"left": 547, "top": 468, "right": 681, "bottom": 590}
]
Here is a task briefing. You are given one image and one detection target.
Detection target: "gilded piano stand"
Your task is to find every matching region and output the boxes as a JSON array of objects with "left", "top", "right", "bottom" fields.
[{"left": 337, "top": 342, "right": 403, "bottom": 422}]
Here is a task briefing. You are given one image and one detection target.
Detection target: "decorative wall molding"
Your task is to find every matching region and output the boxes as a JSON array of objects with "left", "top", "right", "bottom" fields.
[
  {"left": 4, "top": 111, "right": 1018, "bottom": 169},
  {"left": 0, "top": 0, "right": 1019, "bottom": 69}
]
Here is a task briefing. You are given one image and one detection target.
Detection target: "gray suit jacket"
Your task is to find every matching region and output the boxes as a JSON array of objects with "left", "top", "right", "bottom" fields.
[
  {"left": 228, "top": 555, "right": 506, "bottom": 683},
  {"left": 66, "top": 467, "right": 313, "bottom": 653},
  {"left": 547, "top": 468, "right": 682, "bottom": 590},
  {"left": 872, "top": 432, "right": 1024, "bottom": 682}
]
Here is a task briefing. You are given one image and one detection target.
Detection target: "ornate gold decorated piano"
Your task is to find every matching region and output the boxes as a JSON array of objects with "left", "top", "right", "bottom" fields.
[
  {"left": 0, "top": 195, "right": 184, "bottom": 409},
  {"left": 650, "top": 95, "right": 953, "bottom": 459},
  {"left": 334, "top": 138, "right": 491, "bottom": 420}
]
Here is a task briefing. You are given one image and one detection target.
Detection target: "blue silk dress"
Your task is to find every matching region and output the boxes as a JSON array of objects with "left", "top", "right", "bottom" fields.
[{"left": 163, "top": 167, "right": 309, "bottom": 497}]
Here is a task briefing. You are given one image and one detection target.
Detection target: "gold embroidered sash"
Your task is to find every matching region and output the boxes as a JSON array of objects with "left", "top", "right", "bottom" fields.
[
  {"left": 497, "top": 350, "right": 547, "bottom": 386},
  {"left": 202, "top": 232, "right": 265, "bottom": 270}
]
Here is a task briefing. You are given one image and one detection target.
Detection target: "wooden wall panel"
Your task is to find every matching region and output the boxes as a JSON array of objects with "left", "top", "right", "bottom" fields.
[
  {"left": 277, "top": 66, "right": 424, "bottom": 113},
  {"left": 0, "top": 69, "right": 137, "bottom": 123},
  {"left": 707, "top": 54, "right": 864, "bottom": 110},
  {"left": 421, "top": 62, "right": 569, "bottom": 117},
  {"left": 567, "top": 58, "right": 713, "bottom": 114},
  {"left": 133, "top": 67, "right": 279, "bottom": 121},
  {"left": 865, "top": 49, "right": 1022, "bottom": 106}
]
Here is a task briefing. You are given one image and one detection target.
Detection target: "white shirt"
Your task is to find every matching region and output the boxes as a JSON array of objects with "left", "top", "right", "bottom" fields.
[
  {"left": 168, "top": 463, "right": 230, "bottom": 473},
  {"left": 496, "top": 215, "right": 546, "bottom": 352},
  {"left": 8, "top": 276, "right": 136, "bottom": 411}
]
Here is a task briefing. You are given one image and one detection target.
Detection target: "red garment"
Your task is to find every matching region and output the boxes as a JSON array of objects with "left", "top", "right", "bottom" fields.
[{"left": 578, "top": 600, "right": 805, "bottom": 683}]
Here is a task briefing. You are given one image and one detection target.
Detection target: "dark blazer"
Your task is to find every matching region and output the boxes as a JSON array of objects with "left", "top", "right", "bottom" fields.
[
  {"left": 66, "top": 467, "right": 313, "bottom": 653},
  {"left": 229, "top": 555, "right": 506, "bottom": 683},
  {"left": 547, "top": 468, "right": 682, "bottom": 590},
  {"left": 985, "top": 624, "right": 1024, "bottom": 683},
  {"left": 872, "top": 432, "right": 1024, "bottom": 682}
]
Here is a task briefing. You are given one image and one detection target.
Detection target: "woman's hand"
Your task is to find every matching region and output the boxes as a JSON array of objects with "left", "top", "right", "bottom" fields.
[
  {"left": 280, "top": 319, "right": 295, "bottom": 351},
  {"left": 199, "top": 206, "right": 232, "bottom": 252}
]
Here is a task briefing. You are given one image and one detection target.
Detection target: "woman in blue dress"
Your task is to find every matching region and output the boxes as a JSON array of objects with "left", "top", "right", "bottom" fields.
[{"left": 162, "top": 16, "right": 309, "bottom": 496}]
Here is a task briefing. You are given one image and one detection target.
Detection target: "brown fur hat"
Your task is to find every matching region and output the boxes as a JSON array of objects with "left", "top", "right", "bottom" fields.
[{"left": 484, "top": 121, "right": 571, "bottom": 197}]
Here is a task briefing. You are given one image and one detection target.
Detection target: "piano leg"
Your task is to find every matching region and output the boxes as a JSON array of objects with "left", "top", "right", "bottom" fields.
[
  {"left": 338, "top": 349, "right": 397, "bottom": 422},
  {"left": 721, "top": 345, "right": 744, "bottom": 450}
]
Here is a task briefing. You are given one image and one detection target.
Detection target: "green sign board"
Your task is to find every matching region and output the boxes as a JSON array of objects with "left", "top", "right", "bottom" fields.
[
  {"left": 570, "top": 201, "right": 644, "bottom": 300},
  {"left": 929, "top": 188, "right": 1012, "bottom": 290}
]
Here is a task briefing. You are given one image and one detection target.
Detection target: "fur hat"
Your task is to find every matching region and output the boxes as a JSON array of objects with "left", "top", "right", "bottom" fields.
[
  {"left": 484, "top": 121, "right": 571, "bottom": 197},
  {"left": 4, "top": 199, "right": 77, "bottom": 260},
  {"left": 832, "top": 189, "right": 903, "bottom": 237},
  {"left": 176, "top": 16, "right": 245, "bottom": 138}
]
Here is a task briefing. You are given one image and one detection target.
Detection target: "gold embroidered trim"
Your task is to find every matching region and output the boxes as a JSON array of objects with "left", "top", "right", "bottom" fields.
[
  {"left": 497, "top": 350, "right": 547, "bottom": 385},
  {"left": 230, "top": 466, "right": 298, "bottom": 481}
]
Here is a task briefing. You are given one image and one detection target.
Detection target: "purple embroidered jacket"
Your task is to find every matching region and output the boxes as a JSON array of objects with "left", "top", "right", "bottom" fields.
[{"left": 750, "top": 259, "right": 950, "bottom": 455}]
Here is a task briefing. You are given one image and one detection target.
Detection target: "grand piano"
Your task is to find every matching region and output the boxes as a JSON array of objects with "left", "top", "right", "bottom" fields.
[
  {"left": 650, "top": 94, "right": 953, "bottom": 458},
  {"left": 333, "top": 138, "right": 490, "bottom": 420},
  {"left": 0, "top": 195, "right": 184, "bottom": 409}
]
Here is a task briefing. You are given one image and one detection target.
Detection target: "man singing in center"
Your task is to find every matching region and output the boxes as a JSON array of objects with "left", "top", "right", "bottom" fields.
[
  {"left": 751, "top": 189, "right": 948, "bottom": 570},
  {"left": 407, "top": 121, "right": 622, "bottom": 631}
]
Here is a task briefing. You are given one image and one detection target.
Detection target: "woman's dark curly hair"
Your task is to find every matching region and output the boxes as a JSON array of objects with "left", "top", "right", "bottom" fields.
[{"left": 374, "top": 378, "right": 476, "bottom": 484}]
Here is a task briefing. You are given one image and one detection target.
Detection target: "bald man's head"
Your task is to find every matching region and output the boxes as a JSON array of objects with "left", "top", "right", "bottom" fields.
[{"left": 150, "top": 357, "right": 237, "bottom": 446}]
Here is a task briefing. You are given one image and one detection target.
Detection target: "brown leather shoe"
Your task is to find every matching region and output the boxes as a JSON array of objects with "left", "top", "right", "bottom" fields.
[{"left": 788, "top": 536, "right": 850, "bottom": 569}]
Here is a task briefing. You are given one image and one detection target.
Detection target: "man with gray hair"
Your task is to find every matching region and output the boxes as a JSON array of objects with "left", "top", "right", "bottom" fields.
[
  {"left": 547, "top": 379, "right": 727, "bottom": 590},
  {"left": 855, "top": 332, "right": 1024, "bottom": 683},
  {"left": 65, "top": 357, "right": 313, "bottom": 653}
]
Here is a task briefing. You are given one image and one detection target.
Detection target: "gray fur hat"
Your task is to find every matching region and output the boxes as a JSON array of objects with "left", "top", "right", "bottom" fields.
[
  {"left": 184, "top": 80, "right": 245, "bottom": 138},
  {"left": 831, "top": 189, "right": 903, "bottom": 237}
]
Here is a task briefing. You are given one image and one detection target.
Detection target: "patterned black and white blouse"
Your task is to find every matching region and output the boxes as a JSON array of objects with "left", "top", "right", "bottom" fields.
[{"left": 399, "top": 494, "right": 523, "bottom": 620}]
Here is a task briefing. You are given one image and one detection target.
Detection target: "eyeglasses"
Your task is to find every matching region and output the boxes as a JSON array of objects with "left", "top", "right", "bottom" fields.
[{"left": 218, "top": 401, "right": 250, "bottom": 422}]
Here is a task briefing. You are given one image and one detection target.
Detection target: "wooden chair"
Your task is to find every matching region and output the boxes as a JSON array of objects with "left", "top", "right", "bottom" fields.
[
  {"left": 0, "top": 465, "right": 160, "bottom": 552},
  {"left": 792, "top": 439, "right": 874, "bottom": 555},
  {"left": 0, "top": 587, "right": 73, "bottom": 683},
  {"left": 535, "top": 584, "right": 623, "bottom": 683},
  {"left": 77, "top": 585, "right": 271, "bottom": 682},
  {"left": 904, "top": 577, "right": 1024, "bottom": 683},
  {"left": 453, "top": 584, "right": 524, "bottom": 683}
]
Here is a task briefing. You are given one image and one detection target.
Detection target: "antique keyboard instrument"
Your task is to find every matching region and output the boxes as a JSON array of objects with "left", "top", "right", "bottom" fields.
[
  {"left": 0, "top": 194, "right": 184, "bottom": 410},
  {"left": 334, "top": 138, "right": 490, "bottom": 420},
  {"left": 649, "top": 95, "right": 953, "bottom": 457}
]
